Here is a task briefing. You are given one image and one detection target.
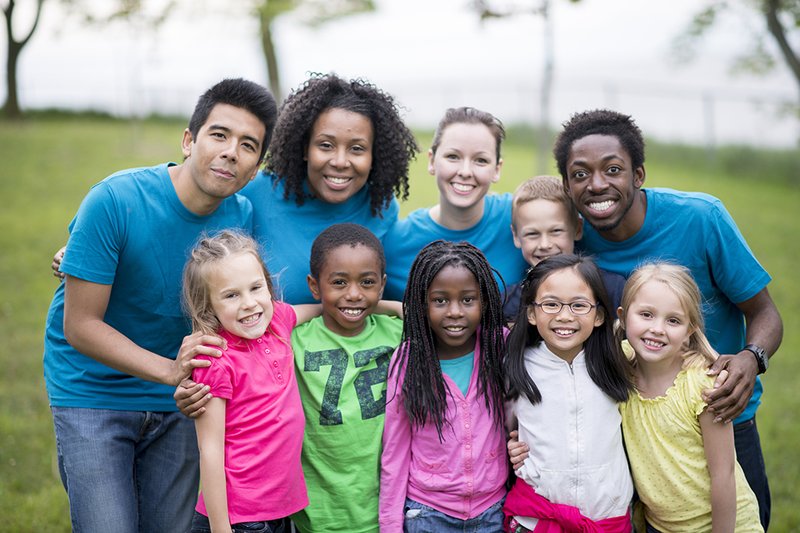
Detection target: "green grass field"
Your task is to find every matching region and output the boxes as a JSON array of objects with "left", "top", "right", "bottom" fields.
[{"left": 0, "top": 116, "right": 797, "bottom": 532}]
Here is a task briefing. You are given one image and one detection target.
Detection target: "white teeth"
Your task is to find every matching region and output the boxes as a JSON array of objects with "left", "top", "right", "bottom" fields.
[
  {"left": 554, "top": 329, "right": 574, "bottom": 336},
  {"left": 341, "top": 308, "right": 364, "bottom": 317},
  {"left": 326, "top": 176, "right": 351, "bottom": 185},
  {"left": 452, "top": 183, "right": 474, "bottom": 192},
  {"left": 589, "top": 200, "right": 614, "bottom": 212},
  {"left": 240, "top": 313, "right": 261, "bottom": 325},
  {"left": 445, "top": 326, "right": 465, "bottom": 332},
  {"left": 643, "top": 339, "right": 665, "bottom": 348}
]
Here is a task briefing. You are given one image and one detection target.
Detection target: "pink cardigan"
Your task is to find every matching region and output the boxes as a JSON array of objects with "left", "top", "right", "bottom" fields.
[{"left": 379, "top": 332, "right": 508, "bottom": 532}]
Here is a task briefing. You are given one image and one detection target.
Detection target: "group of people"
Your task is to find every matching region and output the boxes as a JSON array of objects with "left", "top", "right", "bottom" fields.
[{"left": 43, "top": 74, "right": 782, "bottom": 533}]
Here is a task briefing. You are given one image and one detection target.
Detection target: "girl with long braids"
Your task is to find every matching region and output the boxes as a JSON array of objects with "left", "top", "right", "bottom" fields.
[{"left": 379, "top": 240, "right": 508, "bottom": 533}]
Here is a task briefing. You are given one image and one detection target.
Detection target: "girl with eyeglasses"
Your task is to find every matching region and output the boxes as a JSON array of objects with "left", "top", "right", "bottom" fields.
[{"left": 502, "top": 254, "right": 635, "bottom": 532}]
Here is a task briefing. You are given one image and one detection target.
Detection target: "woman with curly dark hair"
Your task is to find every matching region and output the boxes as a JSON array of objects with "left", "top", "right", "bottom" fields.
[{"left": 239, "top": 73, "right": 419, "bottom": 304}]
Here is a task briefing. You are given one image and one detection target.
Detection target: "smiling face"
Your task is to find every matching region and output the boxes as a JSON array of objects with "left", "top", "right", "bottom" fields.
[
  {"left": 180, "top": 103, "right": 266, "bottom": 214},
  {"left": 426, "top": 264, "right": 482, "bottom": 360},
  {"left": 512, "top": 199, "right": 581, "bottom": 267},
  {"left": 527, "top": 267, "right": 604, "bottom": 363},
  {"left": 564, "top": 134, "right": 646, "bottom": 241},
  {"left": 207, "top": 252, "right": 274, "bottom": 340},
  {"left": 429, "top": 122, "right": 501, "bottom": 214},
  {"left": 305, "top": 107, "right": 374, "bottom": 204},
  {"left": 307, "top": 243, "right": 385, "bottom": 337},
  {"left": 621, "top": 280, "right": 692, "bottom": 368}
]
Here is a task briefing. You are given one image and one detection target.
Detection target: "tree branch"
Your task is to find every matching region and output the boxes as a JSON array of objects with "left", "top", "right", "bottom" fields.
[
  {"left": 765, "top": 0, "right": 800, "bottom": 85},
  {"left": 18, "top": 0, "right": 46, "bottom": 48}
]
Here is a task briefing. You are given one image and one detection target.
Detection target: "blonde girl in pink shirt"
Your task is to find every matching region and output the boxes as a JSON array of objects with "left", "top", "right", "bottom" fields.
[
  {"left": 182, "top": 231, "right": 320, "bottom": 533},
  {"left": 379, "top": 240, "right": 508, "bottom": 533}
]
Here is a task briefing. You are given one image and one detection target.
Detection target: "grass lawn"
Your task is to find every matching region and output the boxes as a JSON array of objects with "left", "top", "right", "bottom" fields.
[{"left": 1, "top": 116, "right": 797, "bottom": 532}]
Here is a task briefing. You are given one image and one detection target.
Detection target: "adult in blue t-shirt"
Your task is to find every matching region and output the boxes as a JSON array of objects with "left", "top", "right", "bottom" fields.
[
  {"left": 43, "top": 79, "right": 278, "bottom": 533},
  {"left": 240, "top": 73, "right": 418, "bottom": 304},
  {"left": 554, "top": 109, "right": 783, "bottom": 530},
  {"left": 383, "top": 107, "right": 528, "bottom": 301}
]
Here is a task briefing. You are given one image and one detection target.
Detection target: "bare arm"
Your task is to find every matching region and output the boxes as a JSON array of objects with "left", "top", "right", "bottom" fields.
[
  {"left": 375, "top": 300, "right": 403, "bottom": 319},
  {"left": 292, "top": 303, "right": 322, "bottom": 325},
  {"left": 700, "top": 408, "right": 737, "bottom": 533},
  {"left": 704, "top": 288, "right": 783, "bottom": 422},
  {"left": 63, "top": 275, "right": 219, "bottom": 386},
  {"left": 196, "top": 398, "right": 232, "bottom": 533}
]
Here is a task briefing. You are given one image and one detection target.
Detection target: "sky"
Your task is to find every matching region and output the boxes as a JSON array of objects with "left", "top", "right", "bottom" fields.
[{"left": 5, "top": 0, "right": 798, "bottom": 147}]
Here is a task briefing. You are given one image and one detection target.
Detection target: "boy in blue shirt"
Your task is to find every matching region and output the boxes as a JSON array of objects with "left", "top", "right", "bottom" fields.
[{"left": 503, "top": 175, "right": 625, "bottom": 322}]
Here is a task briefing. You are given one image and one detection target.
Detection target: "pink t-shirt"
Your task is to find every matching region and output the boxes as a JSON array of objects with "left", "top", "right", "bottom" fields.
[{"left": 194, "top": 300, "right": 307, "bottom": 522}]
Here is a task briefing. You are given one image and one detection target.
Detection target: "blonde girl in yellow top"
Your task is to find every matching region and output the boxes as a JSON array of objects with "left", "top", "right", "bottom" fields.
[{"left": 617, "top": 263, "right": 762, "bottom": 533}]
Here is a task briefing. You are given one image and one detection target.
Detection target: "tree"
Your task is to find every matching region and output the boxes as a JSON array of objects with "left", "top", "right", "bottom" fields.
[
  {"left": 256, "top": 0, "right": 375, "bottom": 100},
  {"left": 674, "top": 0, "right": 800, "bottom": 114},
  {"left": 2, "top": 0, "right": 46, "bottom": 118},
  {"left": 68, "top": 0, "right": 375, "bottom": 101},
  {"left": 473, "top": 0, "right": 578, "bottom": 173}
]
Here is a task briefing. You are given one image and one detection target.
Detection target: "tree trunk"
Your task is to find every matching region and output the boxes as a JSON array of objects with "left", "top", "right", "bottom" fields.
[
  {"left": 537, "top": 0, "right": 553, "bottom": 174},
  {"left": 2, "top": 0, "right": 46, "bottom": 119},
  {"left": 258, "top": 10, "right": 282, "bottom": 102},
  {"left": 764, "top": 0, "right": 800, "bottom": 106},
  {"left": 4, "top": 8, "right": 21, "bottom": 118}
]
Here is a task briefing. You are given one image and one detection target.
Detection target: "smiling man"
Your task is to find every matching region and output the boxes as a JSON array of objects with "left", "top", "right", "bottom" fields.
[
  {"left": 554, "top": 109, "right": 783, "bottom": 530},
  {"left": 43, "top": 79, "right": 277, "bottom": 532}
]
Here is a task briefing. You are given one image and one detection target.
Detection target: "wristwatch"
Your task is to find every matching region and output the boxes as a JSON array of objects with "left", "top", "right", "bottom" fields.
[{"left": 743, "top": 344, "right": 769, "bottom": 374}]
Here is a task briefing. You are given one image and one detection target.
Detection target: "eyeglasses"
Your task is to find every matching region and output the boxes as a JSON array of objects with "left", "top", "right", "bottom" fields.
[{"left": 532, "top": 300, "right": 598, "bottom": 316}]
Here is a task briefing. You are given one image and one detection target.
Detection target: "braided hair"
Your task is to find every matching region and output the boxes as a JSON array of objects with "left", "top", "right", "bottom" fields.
[
  {"left": 265, "top": 73, "right": 418, "bottom": 216},
  {"left": 391, "top": 240, "right": 506, "bottom": 440}
]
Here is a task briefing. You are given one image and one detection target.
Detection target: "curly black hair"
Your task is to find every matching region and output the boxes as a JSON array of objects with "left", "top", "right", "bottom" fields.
[
  {"left": 390, "top": 240, "right": 506, "bottom": 440},
  {"left": 265, "top": 73, "right": 419, "bottom": 217},
  {"left": 553, "top": 109, "right": 645, "bottom": 181}
]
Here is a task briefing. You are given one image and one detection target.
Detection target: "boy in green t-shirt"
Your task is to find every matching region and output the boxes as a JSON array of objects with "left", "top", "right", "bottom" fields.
[{"left": 291, "top": 223, "right": 402, "bottom": 533}]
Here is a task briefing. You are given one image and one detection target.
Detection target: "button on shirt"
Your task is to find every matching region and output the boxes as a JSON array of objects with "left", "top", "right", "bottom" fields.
[{"left": 193, "top": 301, "right": 307, "bottom": 523}]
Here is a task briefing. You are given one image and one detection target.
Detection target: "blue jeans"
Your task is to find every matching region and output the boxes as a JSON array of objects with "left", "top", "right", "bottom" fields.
[
  {"left": 734, "top": 416, "right": 770, "bottom": 530},
  {"left": 51, "top": 407, "right": 200, "bottom": 533},
  {"left": 191, "top": 511, "right": 288, "bottom": 533},
  {"left": 403, "top": 497, "right": 505, "bottom": 533}
]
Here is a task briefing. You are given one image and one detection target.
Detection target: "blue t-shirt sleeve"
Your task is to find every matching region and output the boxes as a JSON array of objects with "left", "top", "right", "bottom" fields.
[
  {"left": 374, "top": 196, "right": 400, "bottom": 238},
  {"left": 60, "top": 181, "right": 123, "bottom": 285},
  {"left": 704, "top": 199, "right": 771, "bottom": 304}
]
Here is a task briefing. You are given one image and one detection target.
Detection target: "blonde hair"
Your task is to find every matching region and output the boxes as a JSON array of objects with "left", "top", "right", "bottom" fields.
[
  {"left": 511, "top": 175, "right": 580, "bottom": 232},
  {"left": 182, "top": 230, "right": 274, "bottom": 335},
  {"left": 618, "top": 263, "right": 717, "bottom": 369}
]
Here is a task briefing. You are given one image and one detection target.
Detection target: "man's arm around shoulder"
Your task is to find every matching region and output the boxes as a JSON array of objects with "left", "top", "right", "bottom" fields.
[
  {"left": 64, "top": 276, "right": 213, "bottom": 387},
  {"left": 704, "top": 287, "right": 783, "bottom": 423}
]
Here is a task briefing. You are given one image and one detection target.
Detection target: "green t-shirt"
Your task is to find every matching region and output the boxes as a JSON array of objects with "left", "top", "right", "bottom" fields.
[{"left": 291, "top": 314, "right": 403, "bottom": 533}]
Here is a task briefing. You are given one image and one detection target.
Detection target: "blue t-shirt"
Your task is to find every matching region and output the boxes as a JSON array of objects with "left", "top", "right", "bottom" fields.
[
  {"left": 240, "top": 172, "right": 399, "bottom": 304},
  {"left": 576, "top": 187, "right": 771, "bottom": 423},
  {"left": 43, "top": 163, "right": 254, "bottom": 411},
  {"left": 382, "top": 193, "right": 528, "bottom": 301},
  {"left": 439, "top": 352, "right": 475, "bottom": 397}
]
